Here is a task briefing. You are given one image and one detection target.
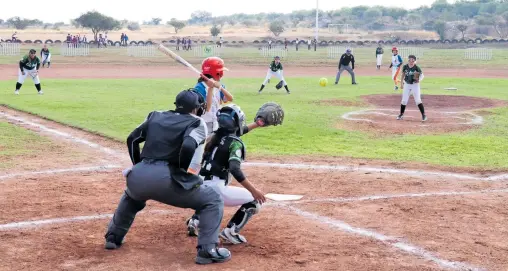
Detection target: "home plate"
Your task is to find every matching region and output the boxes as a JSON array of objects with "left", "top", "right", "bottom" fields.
[{"left": 265, "top": 193, "right": 304, "bottom": 201}]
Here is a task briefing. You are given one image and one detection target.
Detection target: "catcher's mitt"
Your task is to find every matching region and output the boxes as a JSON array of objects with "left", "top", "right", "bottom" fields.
[
  {"left": 275, "top": 80, "right": 284, "bottom": 90},
  {"left": 254, "top": 102, "right": 284, "bottom": 127}
]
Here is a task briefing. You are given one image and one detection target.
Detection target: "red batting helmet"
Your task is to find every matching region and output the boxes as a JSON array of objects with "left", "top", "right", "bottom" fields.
[
  {"left": 392, "top": 47, "right": 398, "bottom": 52},
  {"left": 202, "top": 57, "right": 229, "bottom": 81}
]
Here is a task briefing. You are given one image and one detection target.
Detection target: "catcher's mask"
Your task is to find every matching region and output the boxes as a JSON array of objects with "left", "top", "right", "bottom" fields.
[
  {"left": 217, "top": 104, "right": 246, "bottom": 136},
  {"left": 174, "top": 88, "right": 207, "bottom": 117}
]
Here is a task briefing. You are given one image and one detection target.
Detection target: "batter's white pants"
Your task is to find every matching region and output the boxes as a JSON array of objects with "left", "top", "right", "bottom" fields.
[
  {"left": 376, "top": 54, "right": 383, "bottom": 65},
  {"left": 263, "top": 70, "right": 286, "bottom": 86},
  {"left": 401, "top": 82, "right": 422, "bottom": 105},
  {"left": 204, "top": 177, "right": 254, "bottom": 207},
  {"left": 18, "top": 68, "right": 40, "bottom": 84}
]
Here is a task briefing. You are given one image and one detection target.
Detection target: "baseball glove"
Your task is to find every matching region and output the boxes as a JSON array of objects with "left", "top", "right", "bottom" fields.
[
  {"left": 254, "top": 102, "right": 284, "bottom": 127},
  {"left": 275, "top": 80, "right": 284, "bottom": 90},
  {"left": 413, "top": 71, "right": 421, "bottom": 82}
]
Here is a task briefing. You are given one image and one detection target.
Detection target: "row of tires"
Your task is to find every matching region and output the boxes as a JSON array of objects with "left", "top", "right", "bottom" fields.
[{"left": 4, "top": 38, "right": 508, "bottom": 46}]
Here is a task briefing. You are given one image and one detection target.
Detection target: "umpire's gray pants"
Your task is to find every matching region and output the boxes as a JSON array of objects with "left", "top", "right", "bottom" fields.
[
  {"left": 335, "top": 65, "right": 357, "bottom": 84},
  {"left": 106, "top": 160, "right": 223, "bottom": 247}
]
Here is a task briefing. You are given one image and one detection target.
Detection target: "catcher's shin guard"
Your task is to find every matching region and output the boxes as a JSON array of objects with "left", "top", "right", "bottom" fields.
[{"left": 220, "top": 201, "right": 261, "bottom": 244}]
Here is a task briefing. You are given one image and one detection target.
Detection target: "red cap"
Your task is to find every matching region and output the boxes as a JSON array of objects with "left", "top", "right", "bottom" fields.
[{"left": 202, "top": 57, "right": 229, "bottom": 81}]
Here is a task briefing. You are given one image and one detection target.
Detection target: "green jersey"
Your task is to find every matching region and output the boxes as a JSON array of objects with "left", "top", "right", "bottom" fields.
[
  {"left": 269, "top": 61, "right": 283, "bottom": 72},
  {"left": 376, "top": 47, "right": 384, "bottom": 55},
  {"left": 402, "top": 64, "right": 422, "bottom": 84},
  {"left": 199, "top": 135, "right": 246, "bottom": 185},
  {"left": 19, "top": 55, "right": 40, "bottom": 71}
]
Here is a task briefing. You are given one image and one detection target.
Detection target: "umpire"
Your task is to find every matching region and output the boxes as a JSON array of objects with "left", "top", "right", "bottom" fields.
[
  {"left": 335, "top": 48, "right": 357, "bottom": 85},
  {"left": 104, "top": 88, "right": 231, "bottom": 265}
]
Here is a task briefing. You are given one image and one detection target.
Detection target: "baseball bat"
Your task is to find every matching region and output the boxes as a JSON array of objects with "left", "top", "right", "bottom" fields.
[{"left": 155, "top": 43, "right": 228, "bottom": 93}]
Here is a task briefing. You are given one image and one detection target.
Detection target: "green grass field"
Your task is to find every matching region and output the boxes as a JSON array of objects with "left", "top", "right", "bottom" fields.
[
  {"left": 1, "top": 44, "right": 508, "bottom": 69},
  {"left": 2, "top": 75, "right": 508, "bottom": 170}
]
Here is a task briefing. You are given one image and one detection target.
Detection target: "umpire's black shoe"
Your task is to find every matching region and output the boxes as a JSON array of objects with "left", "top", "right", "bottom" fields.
[
  {"left": 104, "top": 234, "right": 122, "bottom": 250},
  {"left": 195, "top": 245, "right": 231, "bottom": 264}
]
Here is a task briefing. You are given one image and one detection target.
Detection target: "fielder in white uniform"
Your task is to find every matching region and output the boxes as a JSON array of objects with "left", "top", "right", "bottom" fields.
[
  {"left": 258, "top": 56, "right": 291, "bottom": 94},
  {"left": 397, "top": 54, "right": 427, "bottom": 122},
  {"left": 389, "top": 47, "right": 403, "bottom": 90},
  {"left": 15, "top": 49, "right": 43, "bottom": 95},
  {"left": 41, "top": 44, "right": 51, "bottom": 68}
]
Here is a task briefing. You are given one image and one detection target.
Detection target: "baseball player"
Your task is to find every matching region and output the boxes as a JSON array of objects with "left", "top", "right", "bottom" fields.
[
  {"left": 104, "top": 87, "right": 233, "bottom": 265},
  {"left": 258, "top": 56, "right": 290, "bottom": 94},
  {"left": 389, "top": 47, "right": 403, "bottom": 90},
  {"left": 15, "top": 49, "right": 43, "bottom": 95},
  {"left": 375, "top": 44, "right": 384, "bottom": 70},
  {"left": 335, "top": 49, "right": 357, "bottom": 85},
  {"left": 194, "top": 57, "right": 234, "bottom": 135},
  {"left": 41, "top": 44, "right": 51, "bottom": 68},
  {"left": 186, "top": 104, "right": 269, "bottom": 244},
  {"left": 397, "top": 55, "right": 426, "bottom": 122}
]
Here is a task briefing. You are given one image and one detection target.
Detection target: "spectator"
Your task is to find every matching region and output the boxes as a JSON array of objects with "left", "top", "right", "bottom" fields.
[
  {"left": 121, "top": 33, "right": 125, "bottom": 46},
  {"left": 284, "top": 38, "right": 288, "bottom": 50},
  {"left": 124, "top": 34, "right": 128, "bottom": 46},
  {"left": 176, "top": 38, "right": 180, "bottom": 50},
  {"left": 268, "top": 39, "right": 272, "bottom": 49},
  {"left": 295, "top": 38, "right": 299, "bottom": 51},
  {"left": 83, "top": 35, "right": 87, "bottom": 43},
  {"left": 307, "top": 39, "right": 311, "bottom": 50},
  {"left": 187, "top": 38, "right": 192, "bottom": 50},
  {"left": 182, "top": 38, "right": 187, "bottom": 50}
]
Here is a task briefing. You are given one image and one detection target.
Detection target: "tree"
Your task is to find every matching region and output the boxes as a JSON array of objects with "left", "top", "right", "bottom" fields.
[
  {"left": 6, "top": 17, "right": 39, "bottom": 30},
  {"left": 241, "top": 19, "right": 255, "bottom": 28},
  {"left": 456, "top": 24, "right": 468, "bottom": 39},
  {"left": 434, "top": 20, "right": 447, "bottom": 40},
  {"left": 0, "top": 19, "right": 4, "bottom": 25},
  {"left": 364, "top": 8, "right": 382, "bottom": 20},
  {"left": 290, "top": 12, "right": 305, "bottom": 27},
  {"left": 269, "top": 21, "right": 285, "bottom": 36},
  {"left": 190, "top": 10, "right": 212, "bottom": 24},
  {"left": 210, "top": 24, "right": 221, "bottom": 37},
  {"left": 127, "top": 21, "right": 141, "bottom": 31},
  {"left": 151, "top": 18, "right": 162, "bottom": 25},
  {"left": 167, "top": 18, "right": 186, "bottom": 33},
  {"left": 74, "top": 11, "right": 121, "bottom": 41}
]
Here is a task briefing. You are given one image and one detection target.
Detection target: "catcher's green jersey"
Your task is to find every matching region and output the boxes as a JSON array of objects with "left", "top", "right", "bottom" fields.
[
  {"left": 269, "top": 61, "right": 283, "bottom": 72},
  {"left": 20, "top": 55, "right": 40, "bottom": 70},
  {"left": 199, "top": 135, "right": 245, "bottom": 184},
  {"left": 402, "top": 64, "right": 422, "bottom": 84}
]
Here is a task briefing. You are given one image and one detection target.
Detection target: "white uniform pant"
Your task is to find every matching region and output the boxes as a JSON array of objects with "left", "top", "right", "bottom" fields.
[
  {"left": 42, "top": 53, "right": 51, "bottom": 64},
  {"left": 401, "top": 82, "right": 422, "bottom": 105},
  {"left": 18, "top": 68, "right": 40, "bottom": 84},
  {"left": 376, "top": 54, "right": 383, "bottom": 65},
  {"left": 263, "top": 70, "right": 286, "bottom": 86},
  {"left": 204, "top": 177, "right": 254, "bottom": 207}
]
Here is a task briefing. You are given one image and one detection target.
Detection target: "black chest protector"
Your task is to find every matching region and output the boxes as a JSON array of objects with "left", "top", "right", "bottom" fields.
[{"left": 200, "top": 135, "right": 245, "bottom": 183}]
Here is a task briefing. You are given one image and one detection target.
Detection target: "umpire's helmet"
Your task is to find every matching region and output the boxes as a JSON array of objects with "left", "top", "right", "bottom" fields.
[
  {"left": 217, "top": 104, "right": 246, "bottom": 136},
  {"left": 174, "top": 88, "right": 206, "bottom": 116}
]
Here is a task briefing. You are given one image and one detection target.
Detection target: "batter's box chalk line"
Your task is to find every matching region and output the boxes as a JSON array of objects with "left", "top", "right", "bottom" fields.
[
  {"left": 342, "top": 109, "right": 483, "bottom": 125},
  {"left": 0, "top": 165, "right": 121, "bottom": 181},
  {"left": 284, "top": 205, "right": 485, "bottom": 271}
]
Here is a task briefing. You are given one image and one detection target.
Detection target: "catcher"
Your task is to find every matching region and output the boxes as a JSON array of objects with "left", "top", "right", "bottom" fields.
[
  {"left": 397, "top": 55, "right": 427, "bottom": 122},
  {"left": 186, "top": 102, "right": 285, "bottom": 245}
]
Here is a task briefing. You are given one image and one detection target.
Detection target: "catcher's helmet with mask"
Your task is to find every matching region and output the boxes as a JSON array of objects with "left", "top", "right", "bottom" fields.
[{"left": 217, "top": 104, "right": 246, "bottom": 136}]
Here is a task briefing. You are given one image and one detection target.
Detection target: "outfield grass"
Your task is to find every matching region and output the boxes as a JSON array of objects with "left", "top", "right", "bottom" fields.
[
  {"left": 1, "top": 44, "right": 508, "bottom": 69},
  {"left": 1, "top": 76, "right": 508, "bottom": 169}
]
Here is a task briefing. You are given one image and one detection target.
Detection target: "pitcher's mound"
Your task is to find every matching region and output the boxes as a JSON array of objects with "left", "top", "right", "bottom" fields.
[{"left": 338, "top": 94, "right": 507, "bottom": 135}]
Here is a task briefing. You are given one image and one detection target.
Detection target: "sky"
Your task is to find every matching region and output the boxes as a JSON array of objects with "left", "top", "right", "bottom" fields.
[{"left": 0, "top": 0, "right": 454, "bottom": 23}]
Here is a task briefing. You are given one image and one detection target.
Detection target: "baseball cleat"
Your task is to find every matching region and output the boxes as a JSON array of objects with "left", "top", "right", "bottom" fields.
[
  {"left": 422, "top": 115, "right": 427, "bottom": 122},
  {"left": 396, "top": 114, "right": 403, "bottom": 120},
  {"left": 38, "top": 90, "right": 43, "bottom": 95},
  {"left": 219, "top": 227, "right": 247, "bottom": 244},
  {"left": 394, "top": 86, "right": 399, "bottom": 91},
  {"left": 104, "top": 234, "right": 122, "bottom": 250},
  {"left": 195, "top": 246, "right": 231, "bottom": 265},
  {"left": 14, "top": 90, "right": 19, "bottom": 95},
  {"left": 186, "top": 217, "right": 199, "bottom": 237}
]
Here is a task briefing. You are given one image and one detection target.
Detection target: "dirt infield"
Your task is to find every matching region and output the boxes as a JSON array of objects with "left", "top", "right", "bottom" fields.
[
  {"left": 2, "top": 106, "right": 508, "bottom": 270},
  {"left": 338, "top": 94, "right": 507, "bottom": 135},
  {"left": 1, "top": 64, "right": 508, "bottom": 80}
]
